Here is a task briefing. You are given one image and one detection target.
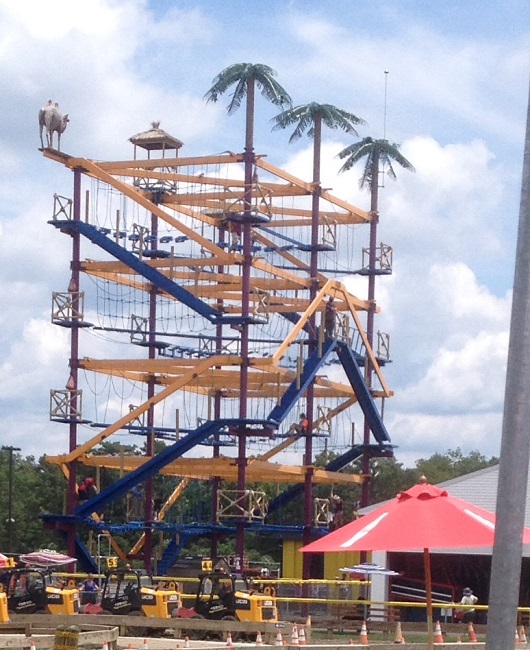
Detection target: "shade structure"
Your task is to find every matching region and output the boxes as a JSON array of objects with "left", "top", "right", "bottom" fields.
[
  {"left": 302, "top": 479, "right": 530, "bottom": 554},
  {"left": 301, "top": 478, "right": 530, "bottom": 650},
  {"left": 19, "top": 549, "right": 76, "bottom": 567}
]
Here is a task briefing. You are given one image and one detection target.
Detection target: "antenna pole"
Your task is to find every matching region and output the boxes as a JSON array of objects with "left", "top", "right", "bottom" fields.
[{"left": 383, "top": 70, "right": 389, "bottom": 139}]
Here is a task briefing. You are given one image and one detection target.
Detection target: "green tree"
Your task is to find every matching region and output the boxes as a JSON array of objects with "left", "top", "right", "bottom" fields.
[
  {"left": 367, "top": 457, "right": 419, "bottom": 503},
  {"left": 362, "top": 449, "right": 498, "bottom": 505},
  {"left": 0, "top": 452, "right": 66, "bottom": 553},
  {"left": 416, "top": 448, "right": 497, "bottom": 485}
]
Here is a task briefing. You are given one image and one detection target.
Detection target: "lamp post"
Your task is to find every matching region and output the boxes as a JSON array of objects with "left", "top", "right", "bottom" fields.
[{"left": 2, "top": 446, "right": 21, "bottom": 552}]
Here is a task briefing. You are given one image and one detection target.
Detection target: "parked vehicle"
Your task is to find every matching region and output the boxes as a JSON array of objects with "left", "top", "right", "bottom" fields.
[
  {"left": 178, "top": 569, "right": 277, "bottom": 640},
  {"left": 83, "top": 569, "right": 181, "bottom": 636},
  {"left": 0, "top": 568, "right": 78, "bottom": 615}
]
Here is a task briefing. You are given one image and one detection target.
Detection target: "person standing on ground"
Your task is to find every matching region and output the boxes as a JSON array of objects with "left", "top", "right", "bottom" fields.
[
  {"left": 79, "top": 573, "right": 100, "bottom": 604},
  {"left": 459, "top": 587, "right": 478, "bottom": 623}
]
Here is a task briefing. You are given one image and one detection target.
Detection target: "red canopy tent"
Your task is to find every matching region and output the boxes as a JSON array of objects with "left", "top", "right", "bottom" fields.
[{"left": 301, "top": 478, "right": 530, "bottom": 649}]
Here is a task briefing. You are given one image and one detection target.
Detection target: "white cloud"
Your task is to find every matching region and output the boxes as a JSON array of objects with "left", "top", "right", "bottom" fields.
[{"left": 282, "top": 12, "right": 528, "bottom": 144}]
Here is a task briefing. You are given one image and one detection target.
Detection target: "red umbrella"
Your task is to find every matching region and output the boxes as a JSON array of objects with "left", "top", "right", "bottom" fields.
[{"left": 301, "top": 478, "right": 530, "bottom": 649}]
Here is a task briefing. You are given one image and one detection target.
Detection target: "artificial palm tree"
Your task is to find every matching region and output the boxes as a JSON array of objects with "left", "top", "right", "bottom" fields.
[
  {"left": 273, "top": 103, "right": 365, "bottom": 581},
  {"left": 205, "top": 63, "right": 291, "bottom": 153},
  {"left": 273, "top": 102, "right": 365, "bottom": 279},
  {"left": 274, "top": 102, "right": 365, "bottom": 187},
  {"left": 205, "top": 64, "right": 291, "bottom": 563},
  {"left": 338, "top": 136, "right": 415, "bottom": 188},
  {"left": 338, "top": 137, "right": 414, "bottom": 508}
]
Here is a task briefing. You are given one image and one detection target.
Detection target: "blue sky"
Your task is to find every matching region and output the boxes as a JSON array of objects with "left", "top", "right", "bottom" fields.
[{"left": 0, "top": 0, "right": 528, "bottom": 467}]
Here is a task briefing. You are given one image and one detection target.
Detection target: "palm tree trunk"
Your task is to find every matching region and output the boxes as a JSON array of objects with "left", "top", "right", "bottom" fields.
[
  {"left": 303, "top": 113, "right": 322, "bottom": 583},
  {"left": 236, "top": 76, "right": 256, "bottom": 562},
  {"left": 361, "top": 153, "right": 380, "bottom": 509},
  {"left": 485, "top": 79, "right": 530, "bottom": 650}
]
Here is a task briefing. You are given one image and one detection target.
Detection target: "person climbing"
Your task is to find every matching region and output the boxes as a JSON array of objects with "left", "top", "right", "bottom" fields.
[
  {"left": 227, "top": 220, "right": 242, "bottom": 251},
  {"left": 324, "top": 297, "right": 337, "bottom": 339},
  {"left": 152, "top": 496, "right": 163, "bottom": 520},
  {"left": 329, "top": 493, "right": 344, "bottom": 531},
  {"left": 287, "top": 413, "right": 309, "bottom": 435},
  {"left": 78, "top": 477, "right": 98, "bottom": 502}
]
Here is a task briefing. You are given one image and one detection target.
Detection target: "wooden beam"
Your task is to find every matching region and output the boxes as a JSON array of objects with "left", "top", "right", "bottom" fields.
[
  {"left": 61, "top": 157, "right": 233, "bottom": 261},
  {"left": 96, "top": 153, "right": 245, "bottom": 171},
  {"left": 50, "top": 356, "right": 223, "bottom": 464},
  {"left": 71, "top": 454, "right": 363, "bottom": 485}
]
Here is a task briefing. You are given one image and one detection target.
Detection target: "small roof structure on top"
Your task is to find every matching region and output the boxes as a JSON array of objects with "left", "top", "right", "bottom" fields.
[{"left": 129, "top": 121, "right": 183, "bottom": 159}]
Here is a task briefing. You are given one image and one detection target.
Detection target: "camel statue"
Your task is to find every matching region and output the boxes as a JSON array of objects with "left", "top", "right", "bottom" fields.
[{"left": 39, "top": 100, "right": 69, "bottom": 150}]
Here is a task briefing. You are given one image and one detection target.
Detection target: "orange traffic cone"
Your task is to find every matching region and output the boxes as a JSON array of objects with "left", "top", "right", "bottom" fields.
[
  {"left": 184, "top": 636, "right": 190, "bottom": 649},
  {"left": 394, "top": 621, "right": 403, "bottom": 643},
  {"left": 256, "top": 631, "right": 264, "bottom": 646},
  {"left": 359, "top": 621, "right": 369, "bottom": 645},
  {"left": 226, "top": 632, "right": 233, "bottom": 647},
  {"left": 298, "top": 627, "right": 306, "bottom": 645},
  {"left": 521, "top": 626, "right": 528, "bottom": 643},
  {"left": 275, "top": 631, "right": 283, "bottom": 646},
  {"left": 291, "top": 624, "right": 299, "bottom": 646},
  {"left": 434, "top": 620, "right": 444, "bottom": 643},
  {"left": 467, "top": 622, "right": 477, "bottom": 642}
]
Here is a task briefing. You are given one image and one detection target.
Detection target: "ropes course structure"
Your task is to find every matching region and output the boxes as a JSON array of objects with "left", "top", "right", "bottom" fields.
[{"left": 42, "top": 121, "right": 394, "bottom": 573}]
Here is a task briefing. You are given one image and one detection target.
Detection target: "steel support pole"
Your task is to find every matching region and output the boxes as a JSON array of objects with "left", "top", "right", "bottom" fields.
[{"left": 486, "top": 79, "right": 530, "bottom": 649}]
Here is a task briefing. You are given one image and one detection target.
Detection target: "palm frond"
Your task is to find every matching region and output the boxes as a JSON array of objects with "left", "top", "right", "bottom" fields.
[
  {"left": 272, "top": 106, "right": 308, "bottom": 129},
  {"left": 272, "top": 106, "right": 313, "bottom": 143},
  {"left": 385, "top": 160, "right": 397, "bottom": 181},
  {"left": 204, "top": 63, "right": 251, "bottom": 103},
  {"left": 337, "top": 137, "right": 414, "bottom": 188},
  {"left": 227, "top": 78, "right": 247, "bottom": 115},
  {"left": 204, "top": 62, "right": 291, "bottom": 114},
  {"left": 255, "top": 72, "right": 292, "bottom": 108},
  {"left": 360, "top": 160, "right": 373, "bottom": 189},
  {"left": 273, "top": 102, "right": 365, "bottom": 144},
  {"left": 320, "top": 104, "right": 366, "bottom": 136}
]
